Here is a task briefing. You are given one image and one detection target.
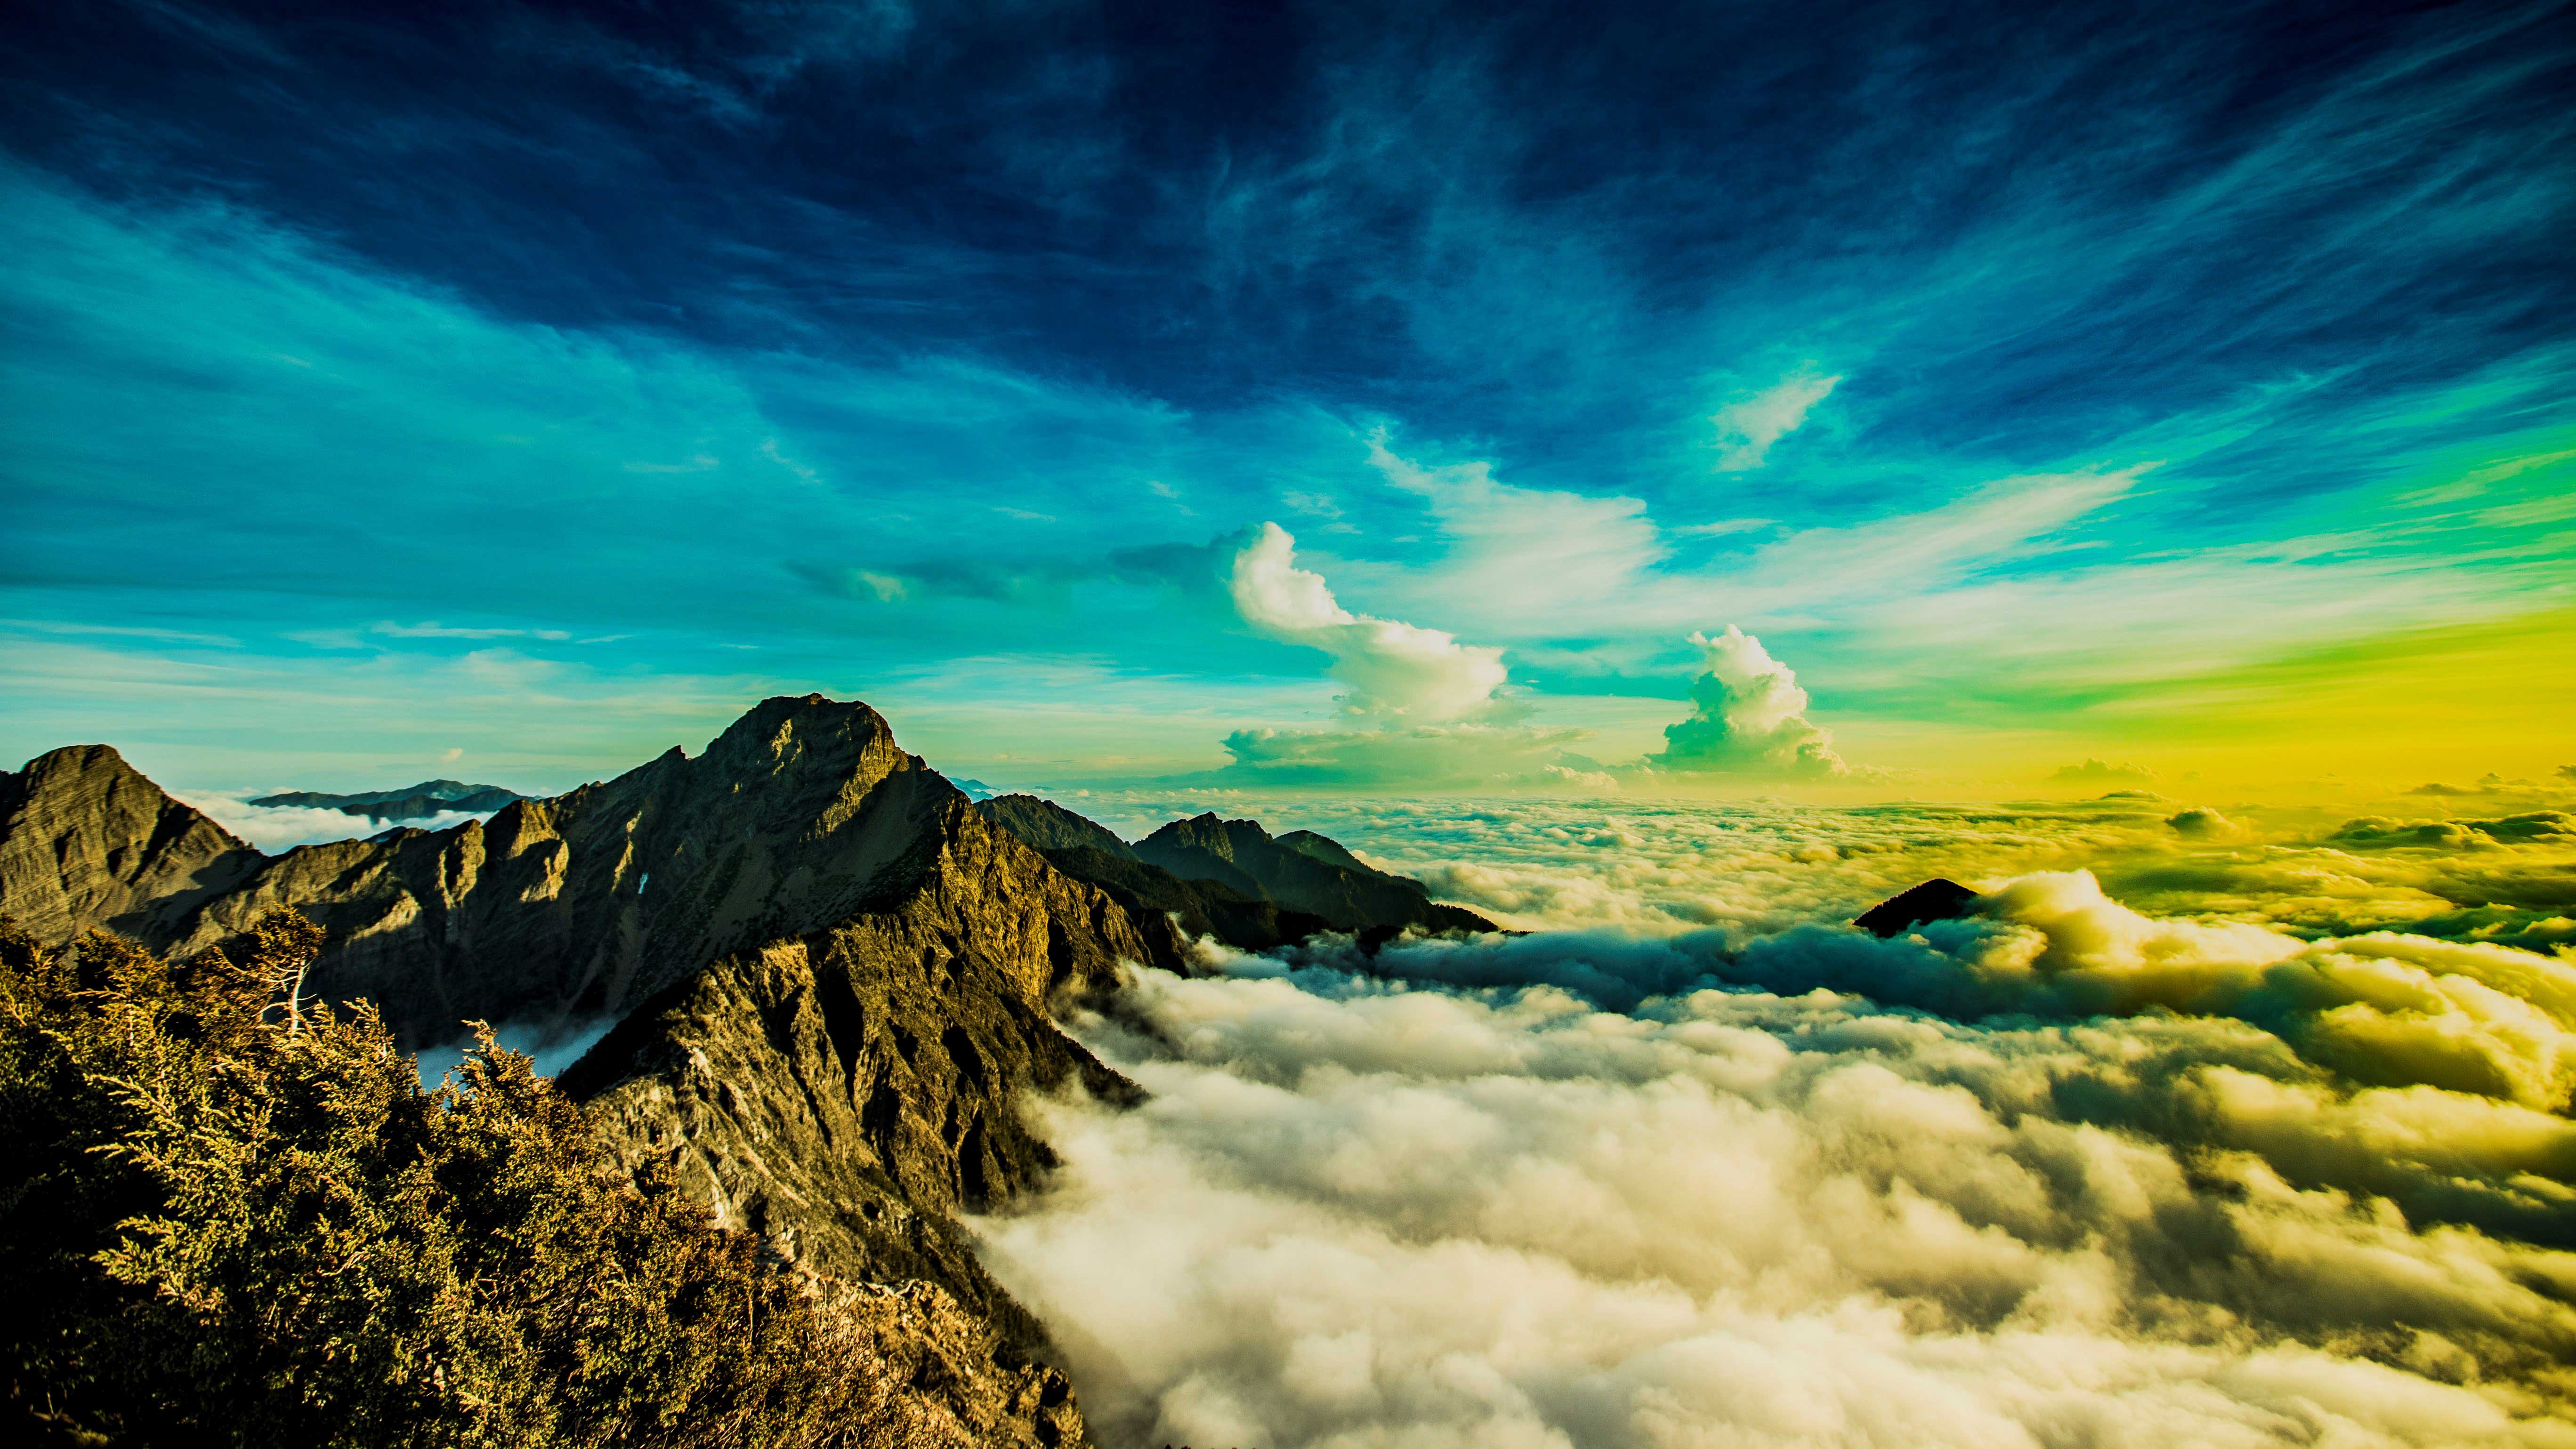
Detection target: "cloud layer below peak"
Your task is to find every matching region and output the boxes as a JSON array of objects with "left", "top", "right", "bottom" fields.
[{"left": 976, "top": 796, "right": 2576, "bottom": 1448}]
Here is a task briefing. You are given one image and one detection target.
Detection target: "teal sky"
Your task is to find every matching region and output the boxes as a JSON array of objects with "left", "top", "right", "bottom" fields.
[{"left": 3, "top": 1, "right": 2572, "bottom": 797}]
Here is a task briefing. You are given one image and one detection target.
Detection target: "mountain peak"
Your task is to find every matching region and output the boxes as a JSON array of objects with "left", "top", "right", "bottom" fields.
[
  {"left": 1854, "top": 878, "right": 1982, "bottom": 938},
  {"left": 703, "top": 694, "right": 906, "bottom": 777},
  {"left": 1, "top": 743, "right": 260, "bottom": 946},
  {"left": 20, "top": 741, "right": 147, "bottom": 789}
]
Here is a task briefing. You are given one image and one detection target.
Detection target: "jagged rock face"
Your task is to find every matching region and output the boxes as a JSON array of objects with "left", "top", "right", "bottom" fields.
[
  {"left": 1137, "top": 810, "right": 1496, "bottom": 935},
  {"left": 0, "top": 695, "right": 1206, "bottom": 1447},
  {"left": 833, "top": 1280, "right": 1086, "bottom": 1448},
  {"left": 562, "top": 797, "right": 1159, "bottom": 1358},
  {"left": 0, "top": 745, "right": 264, "bottom": 947},
  {"left": 172, "top": 694, "right": 1095, "bottom": 1046}
]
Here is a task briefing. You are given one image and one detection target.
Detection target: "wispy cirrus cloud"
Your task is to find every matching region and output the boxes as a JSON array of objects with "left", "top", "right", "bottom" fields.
[{"left": 1711, "top": 367, "right": 1841, "bottom": 471}]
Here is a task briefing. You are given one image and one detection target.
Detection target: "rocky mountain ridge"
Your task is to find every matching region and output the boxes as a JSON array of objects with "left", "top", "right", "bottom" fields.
[
  {"left": 2, "top": 699, "right": 1191, "bottom": 1443},
  {"left": 0, "top": 695, "right": 1503, "bottom": 1445},
  {"left": 976, "top": 794, "right": 1496, "bottom": 952}
]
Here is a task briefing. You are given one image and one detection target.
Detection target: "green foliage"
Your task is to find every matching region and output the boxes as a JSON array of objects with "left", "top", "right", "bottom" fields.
[{"left": 0, "top": 913, "right": 906, "bottom": 1447}]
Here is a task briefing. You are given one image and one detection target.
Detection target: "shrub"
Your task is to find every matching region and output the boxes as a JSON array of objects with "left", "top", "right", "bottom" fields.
[{"left": 0, "top": 913, "right": 909, "bottom": 1447}]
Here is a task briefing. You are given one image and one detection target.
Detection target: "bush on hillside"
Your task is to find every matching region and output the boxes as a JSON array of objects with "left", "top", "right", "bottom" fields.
[{"left": 0, "top": 912, "right": 913, "bottom": 1448}]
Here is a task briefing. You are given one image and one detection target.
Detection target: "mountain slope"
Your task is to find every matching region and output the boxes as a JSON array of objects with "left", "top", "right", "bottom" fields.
[
  {"left": 972, "top": 795, "right": 1502, "bottom": 951},
  {"left": 0, "top": 745, "right": 264, "bottom": 948},
  {"left": 111, "top": 696, "right": 1179, "bottom": 1051},
  {"left": 975, "top": 795, "right": 1136, "bottom": 858},
  {"left": 1136, "top": 811, "right": 1495, "bottom": 936},
  {"left": 560, "top": 797, "right": 1155, "bottom": 1342},
  {"left": 0, "top": 696, "right": 1206, "bottom": 1446}
]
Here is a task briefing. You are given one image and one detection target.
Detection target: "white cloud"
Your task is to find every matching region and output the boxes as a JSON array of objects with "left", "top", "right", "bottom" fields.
[
  {"left": 1215, "top": 721, "right": 1612, "bottom": 791},
  {"left": 2166, "top": 805, "right": 2243, "bottom": 838},
  {"left": 1712, "top": 368, "right": 1841, "bottom": 471},
  {"left": 961, "top": 794, "right": 2576, "bottom": 1448},
  {"left": 1230, "top": 522, "right": 1507, "bottom": 723},
  {"left": 983, "top": 902, "right": 2576, "bottom": 1447},
  {"left": 1740, "top": 468, "right": 2142, "bottom": 604},
  {"left": 1365, "top": 436, "right": 1667, "bottom": 627},
  {"left": 2054, "top": 757, "right": 2159, "bottom": 785},
  {"left": 372, "top": 620, "right": 573, "bottom": 641},
  {"left": 1649, "top": 625, "right": 1846, "bottom": 778},
  {"left": 174, "top": 791, "right": 503, "bottom": 852}
]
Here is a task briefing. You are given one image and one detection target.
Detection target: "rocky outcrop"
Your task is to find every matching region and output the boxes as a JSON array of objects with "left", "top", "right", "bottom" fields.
[
  {"left": 0, "top": 745, "right": 265, "bottom": 948},
  {"left": 560, "top": 796, "right": 1158, "bottom": 1348},
  {"left": 1028, "top": 844, "right": 1333, "bottom": 952},
  {"left": 1854, "top": 877, "right": 1982, "bottom": 937},
  {"left": 1136, "top": 811, "right": 1495, "bottom": 936}
]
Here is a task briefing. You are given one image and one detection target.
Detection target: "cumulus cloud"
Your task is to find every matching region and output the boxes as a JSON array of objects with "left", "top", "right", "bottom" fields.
[
  {"left": 984, "top": 891, "right": 2576, "bottom": 1448},
  {"left": 1217, "top": 722, "right": 1614, "bottom": 791},
  {"left": 1362, "top": 435, "right": 1667, "bottom": 630},
  {"left": 1647, "top": 625, "right": 1847, "bottom": 778},
  {"left": 2165, "top": 806, "right": 2243, "bottom": 838},
  {"left": 1199, "top": 523, "right": 1620, "bottom": 789},
  {"left": 2334, "top": 813, "right": 2576, "bottom": 851},
  {"left": 1231, "top": 522, "right": 1508, "bottom": 723},
  {"left": 2053, "top": 757, "right": 2158, "bottom": 785},
  {"left": 1712, "top": 367, "right": 1841, "bottom": 471}
]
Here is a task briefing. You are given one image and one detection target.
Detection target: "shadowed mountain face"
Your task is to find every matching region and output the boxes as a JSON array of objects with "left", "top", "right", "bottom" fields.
[
  {"left": 248, "top": 780, "right": 526, "bottom": 821},
  {"left": 975, "top": 797, "right": 1497, "bottom": 950},
  {"left": 0, "top": 695, "right": 1205, "bottom": 1446},
  {"left": 975, "top": 795, "right": 1135, "bottom": 859},
  {"left": 1135, "top": 812, "right": 1496, "bottom": 937},
  {"left": 82, "top": 695, "right": 1190, "bottom": 1051},
  {"left": 1855, "top": 877, "right": 1983, "bottom": 937}
]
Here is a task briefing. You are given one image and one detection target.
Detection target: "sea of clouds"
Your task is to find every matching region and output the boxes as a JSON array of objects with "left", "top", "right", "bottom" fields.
[
  {"left": 173, "top": 790, "right": 505, "bottom": 853},
  {"left": 974, "top": 788, "right": 2576, "bottom": 1448}
]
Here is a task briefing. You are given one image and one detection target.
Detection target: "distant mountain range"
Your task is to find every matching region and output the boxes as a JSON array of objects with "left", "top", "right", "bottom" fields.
[
  {"left": 0, "top": 693, "right": 1491, "bottom": 1441},
  {"left": 247, "top": 778, "right": 526, "bottom": 821}
]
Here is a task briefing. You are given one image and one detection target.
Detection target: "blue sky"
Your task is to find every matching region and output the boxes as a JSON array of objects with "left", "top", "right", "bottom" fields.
[{"left": 2, "top": 0, "right": 2571, "bottom": 796}]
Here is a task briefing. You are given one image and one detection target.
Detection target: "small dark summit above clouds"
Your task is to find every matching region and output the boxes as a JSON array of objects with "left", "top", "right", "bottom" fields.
[
  {"left": 1853, "top": 878, "right": 1983, "bottom": 938},
  {"left": 248, "top": 780, "right": 527, "bottom": 821}
]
